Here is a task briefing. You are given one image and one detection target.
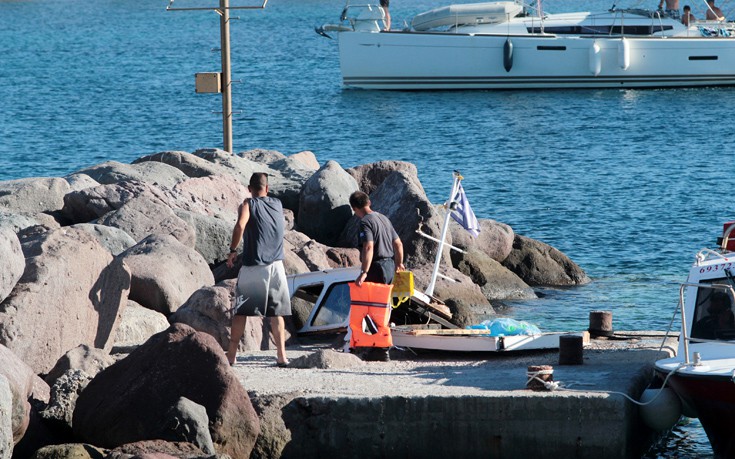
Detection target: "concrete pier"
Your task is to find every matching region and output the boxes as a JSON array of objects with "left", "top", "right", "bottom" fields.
[{"left": 233, "top": 331, "right": 677, "bottom": 459}]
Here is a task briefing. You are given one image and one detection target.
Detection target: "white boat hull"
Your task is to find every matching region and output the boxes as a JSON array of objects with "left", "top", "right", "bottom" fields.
[
  {"left": 339, "top": 32, "right": 735, "bottom": 89},
  {"left": 391, "top": 329, "right": 570, "bottom": 352}
]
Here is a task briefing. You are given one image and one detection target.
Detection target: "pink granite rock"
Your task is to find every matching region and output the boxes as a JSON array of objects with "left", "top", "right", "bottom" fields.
[{"left": 73, "top": 324, "right": 260, "bottom": 458}]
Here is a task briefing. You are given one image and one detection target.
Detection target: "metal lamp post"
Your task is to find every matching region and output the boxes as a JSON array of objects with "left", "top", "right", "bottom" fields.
[{"left": 166, "top": 0, "right": 268, "bottom": 153}]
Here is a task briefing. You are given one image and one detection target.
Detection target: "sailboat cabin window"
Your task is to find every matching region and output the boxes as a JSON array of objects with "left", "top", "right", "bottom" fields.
[
  {"left": 527, "top": 25, "right": 673, "bottom": 35},
  {"left": 691, "top": 281, "right": 735, "bottom": 341}
]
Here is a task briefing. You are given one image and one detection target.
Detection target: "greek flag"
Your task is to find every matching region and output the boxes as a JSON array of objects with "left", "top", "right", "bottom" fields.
[{"left": 451, "top": 183, "right": 480, "bottom": 237}]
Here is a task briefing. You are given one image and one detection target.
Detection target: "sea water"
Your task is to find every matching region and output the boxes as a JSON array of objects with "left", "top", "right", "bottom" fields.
[{"left": 1, "top": 0, "right": 729, "bottom": 456}]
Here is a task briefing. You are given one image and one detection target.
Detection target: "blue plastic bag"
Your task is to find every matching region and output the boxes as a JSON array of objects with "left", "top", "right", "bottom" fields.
[{"left": 467, "top": 318, "right": 541, "bottom": 336}]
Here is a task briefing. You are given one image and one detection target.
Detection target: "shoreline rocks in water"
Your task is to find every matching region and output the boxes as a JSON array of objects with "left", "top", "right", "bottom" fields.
[{"left": 0, "top": 148, "right": 589, "bottom": 457}]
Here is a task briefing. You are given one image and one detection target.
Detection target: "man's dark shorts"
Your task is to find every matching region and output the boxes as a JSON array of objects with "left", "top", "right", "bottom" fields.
[
  {"left": 366, "top": 258, "right": 395, "bottom": 285},
  {"left": 380, "top": 0, "right": 389, "bottom": 7}
]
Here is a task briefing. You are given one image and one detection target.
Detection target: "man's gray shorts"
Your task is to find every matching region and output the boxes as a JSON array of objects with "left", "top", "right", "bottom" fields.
[{"left": 234, "top": 260, "right": 291, "bottom": 317}]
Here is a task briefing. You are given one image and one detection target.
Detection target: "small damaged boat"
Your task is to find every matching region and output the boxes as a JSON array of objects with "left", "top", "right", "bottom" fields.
[
  {"left": 288, "top": 171, "right": 577, "bottom": 353},
  {"left": 653, "top": 222, "right": 735, "bottom": 457}
]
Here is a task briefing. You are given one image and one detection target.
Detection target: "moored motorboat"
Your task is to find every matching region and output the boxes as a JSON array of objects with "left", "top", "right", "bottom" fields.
[
  {"left": 317, "top": 0, "right": 735, "bottom": 89},
  {"left": 654, "top": 222, "right": 735, "bottom": 458}
]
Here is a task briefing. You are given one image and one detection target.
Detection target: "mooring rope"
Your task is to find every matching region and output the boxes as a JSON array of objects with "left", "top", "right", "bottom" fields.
[{"left": 532, "top": 362, "right": 688, "bottom": 405}]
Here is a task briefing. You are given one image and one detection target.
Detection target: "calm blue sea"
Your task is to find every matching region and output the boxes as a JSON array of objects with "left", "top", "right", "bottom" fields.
[{"left": 1, "top": 0, "right": 731, "bottom": 455}]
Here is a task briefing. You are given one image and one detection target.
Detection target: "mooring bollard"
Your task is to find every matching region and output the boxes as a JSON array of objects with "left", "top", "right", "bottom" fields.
[
  {"left": 558, "top": 334, "right": 584, "bottom": 365},
  {"left": 526, "top": 365, "right": 554, "bottom": 391},
  {"left": 589, "top": 310, "right": 614, "bottom": 337}
]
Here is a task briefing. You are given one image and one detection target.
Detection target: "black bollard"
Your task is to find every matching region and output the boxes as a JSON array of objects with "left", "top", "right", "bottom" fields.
[{"left": 558, "top": 334, "right": 584, "bottom": 365}]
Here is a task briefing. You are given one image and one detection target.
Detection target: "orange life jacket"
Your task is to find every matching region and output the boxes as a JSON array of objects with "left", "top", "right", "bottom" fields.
[{"left": 349, "top": 281, "right": 394, "bottom": 348}]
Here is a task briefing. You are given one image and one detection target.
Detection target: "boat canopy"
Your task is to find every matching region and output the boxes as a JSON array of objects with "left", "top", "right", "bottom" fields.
[{"left": 411, "top": 1, "right": 524, "bottom": 31}]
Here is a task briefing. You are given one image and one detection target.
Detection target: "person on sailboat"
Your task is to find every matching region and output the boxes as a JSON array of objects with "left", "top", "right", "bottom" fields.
[
  {"left": 682, "top": 5, "right": 697, "bottom": 25},
  {"left": 658, "top": 0, "right": 681, "bottom": 19},
  {"left": 705, "top": 0, "right": 726, "bottom": 20},
  {"left": 380, "top": 0, "right": 391, "bottom": 30}
]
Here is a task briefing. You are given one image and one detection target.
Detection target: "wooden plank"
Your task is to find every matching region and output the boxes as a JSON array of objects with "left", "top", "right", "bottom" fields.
[
  {"left": 405, "top": 303, "right": 458, "bottom": 329},
  {"left": 409, "top": 293, "right": 452, "bottom": 319}
]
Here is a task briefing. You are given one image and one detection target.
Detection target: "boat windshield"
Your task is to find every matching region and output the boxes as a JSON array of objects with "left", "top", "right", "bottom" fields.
[{"left": 690, "top": 279, "right": 735, "bottom": 341}]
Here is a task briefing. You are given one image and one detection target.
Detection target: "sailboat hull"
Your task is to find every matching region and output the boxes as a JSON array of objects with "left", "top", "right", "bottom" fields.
[{"left": 338, "top": 32, "right": 735, "bottom": 89}]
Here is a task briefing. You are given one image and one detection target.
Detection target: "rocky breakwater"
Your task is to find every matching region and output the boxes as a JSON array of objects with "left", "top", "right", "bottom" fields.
[{"left": 0, "top": 148, "right": 589, "bottom": 458}]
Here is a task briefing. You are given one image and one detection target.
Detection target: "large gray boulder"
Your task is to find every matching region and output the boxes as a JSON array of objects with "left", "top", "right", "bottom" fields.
[
  {"left": 118, "top": 234, "right": 214, "bottom": 315},
  {"left": 0, "top": 211, "right": 58, "bottom": 235},
  {"left": 238, "top": 148, "right": 286, "bottom": 164},
  {"left": 297, "top": 161, "right": 358, "bottom": 246},
  {"left": 347, "top": 161, "right": 418, "bottom": 195},
  {"left": 502, "top": 235, "right": 591, "bottom": 287},
  {"left": 72, "top": 160, "right": 188, "bottom": 188},
  {"left": 452, "top": 249, "right": 537, "bottom": 301},
  {"left": 0, "top": 177, "right": 70, "bottom": 215},
  {"left": 287, "top": 151, "right": 320, "bottom": 170},
  {"left": 169, "top": 282, "right": 280, "bottom": 352},
  {"left": 325, "top": 247, "right": 361, "bottom": 269},
  {"left": 73, "top": 324, "right": 261, "bottom": 459},
  {"left": 112, "top": 301, "right": 169, "bottom": 352},
  {"left": 44, "top": 345, "right": 117, "bottom": 388},
  {"left": 192, "top": 148, "right": 260, "bottom": 189},
  {"left": 168, "top": 174, "right": 246, "bottom": 220},
  {"left": 339, "top": 170, "right": 449, "bottom": 268},
  {"left": 62, "top": 180, "right": 170, "bottom": 224},
  {"left": 132, "top": 150, "right": 232, "bottom": 178},
  {"left": 0, "top": 228, "right": 24, "bottom": 304},
  {"left": 0, "top": 375, "right": 12, "bottom": 459},
  {"left": 155, "top": 397, "right": 215, "bottom": 455},
  {"left": 295, "top": 240, "right": 333, "bottom": 271},
  {"left": 0, "top": 345, "right": 34, "bottom": 447},
  {"left": 449, "top": 218, "right": 515, "bottom": 263},
  {"left": 168, "top": 285, "right": 233, "bottom": 350},
  {"left": 268, "top": 156, "right": 318, "bottom": 212},
  {"left": 192, "top": 148, "right": 312, "bottom": 213},
  {"left": 99, "top": 196, "right": 196, "bottom": 248},
  {"left": 174, "top": 210, "right": 232, "bottom": 266},
  {"left": 0, "top": 227, "right": 130, "bottom": 374},
  {"left": 63, "top": 173, "right": 100, "bottom": 192},
  {"left": 69, "top": 223, "right": 137, "bottom": 256},
  {"left": 411, "top": 264, "right": 492, "bottom": 311}
]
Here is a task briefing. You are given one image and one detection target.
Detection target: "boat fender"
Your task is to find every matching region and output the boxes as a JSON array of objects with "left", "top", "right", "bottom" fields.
[
  {"left": 503, "top": 38, "right": 513, "bottom": 72},
  {"left": 618, "top": 38, "right": 630, "bottom": 70},
  {"left": 639, "top": 388, "right": 682, "bottom": 432},
  {"left": 589, "top": 41, "right": 601, "bottom": 76}
]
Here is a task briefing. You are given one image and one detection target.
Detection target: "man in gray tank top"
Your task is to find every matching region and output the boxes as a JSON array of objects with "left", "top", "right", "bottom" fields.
[{"left": 226, "top": 173, "right": 291, "bottom": 367}]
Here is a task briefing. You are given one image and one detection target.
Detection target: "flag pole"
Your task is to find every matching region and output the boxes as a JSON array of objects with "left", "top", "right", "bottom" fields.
[{"left": 425, "top": 171, "right": 462, "bottom": 297}]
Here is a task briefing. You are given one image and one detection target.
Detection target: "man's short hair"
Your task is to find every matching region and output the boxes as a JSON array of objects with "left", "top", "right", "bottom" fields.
[
  {"left": 349, "top": 191, "right": 370, "bottom": 209},
  {"left": 249, "top": 173, "right": 269, "bottom": 191}
]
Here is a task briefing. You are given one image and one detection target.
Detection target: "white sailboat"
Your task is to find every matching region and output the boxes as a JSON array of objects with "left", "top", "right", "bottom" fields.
[{"left": 317, "top": 0, "right": 735, "bottom": 89}]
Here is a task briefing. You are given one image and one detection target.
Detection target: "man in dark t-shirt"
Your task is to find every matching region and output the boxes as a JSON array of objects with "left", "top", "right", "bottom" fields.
[{"left": 349, "top": 191, "right": 404, "bottom": 286}]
